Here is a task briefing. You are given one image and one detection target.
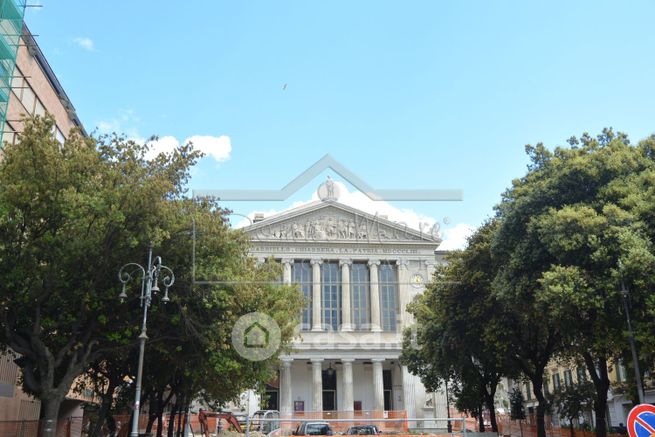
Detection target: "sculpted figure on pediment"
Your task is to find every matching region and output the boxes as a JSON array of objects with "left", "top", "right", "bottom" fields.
[
  {"left": 337, "top": 219, "right": 348, "bottom": 239},
  {"left": 292, "top": 223, "right": 304, "bottom": 238},
  {"left": 326, "top": 217, "right": 337, "bottom": 239}
]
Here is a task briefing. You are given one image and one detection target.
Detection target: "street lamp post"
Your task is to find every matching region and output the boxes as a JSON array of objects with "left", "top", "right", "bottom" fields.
[
  {"left": 118, "top": 245, "right": 175, "bottom": 437},
  {"left": 445, "top": 379, "right": 452, "bottom": 433},
  {"left": 620, "top": 279, "right": 644, "bottom": 404}
]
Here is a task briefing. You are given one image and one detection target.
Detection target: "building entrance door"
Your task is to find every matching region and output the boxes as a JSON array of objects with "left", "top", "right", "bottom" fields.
[
  {"left": 323, "top": 390, "right": 336, "bottom": 411},
  {"left": 322, "top": 369, "right": 337, "bottom": 411},
  {"left": 383, "top": 370, "right": 393, "bottom": 411}
]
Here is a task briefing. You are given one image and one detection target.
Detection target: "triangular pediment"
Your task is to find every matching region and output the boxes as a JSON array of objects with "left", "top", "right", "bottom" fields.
[{"left": 242, "top": 201, "right": 441, "bottom": 245}]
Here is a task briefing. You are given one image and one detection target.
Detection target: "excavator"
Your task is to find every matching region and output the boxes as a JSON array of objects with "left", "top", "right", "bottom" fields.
[
  {"left": 205, "top": 410, "right": 280, "bottom": 435},
  {"left": 206, "top": 411, "right": 245, "bottom": 433}
]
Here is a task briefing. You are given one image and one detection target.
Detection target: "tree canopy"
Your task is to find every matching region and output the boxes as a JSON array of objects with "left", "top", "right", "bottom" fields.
[
  {"left": 0, "top": 116, "right": 302, "bottom": 437},
  {"left": 402, "top": 128, "right": 655, "bottom": 437}
]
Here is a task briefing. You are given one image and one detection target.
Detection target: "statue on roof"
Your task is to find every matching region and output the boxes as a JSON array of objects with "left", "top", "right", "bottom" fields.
[{"left": 318, "top": 175, "right": 340, "bottom": 201}]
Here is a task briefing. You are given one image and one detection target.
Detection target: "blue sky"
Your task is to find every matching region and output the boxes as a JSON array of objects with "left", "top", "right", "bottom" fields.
[{"left": 26, "top": 1, "right": 655, "bottom": 248}]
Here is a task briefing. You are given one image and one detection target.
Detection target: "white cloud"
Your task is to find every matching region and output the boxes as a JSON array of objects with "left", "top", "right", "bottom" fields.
[
  {"left": 438, "top": 223, "right": 476, "bottom": 250},
  {"left": 145, "top": 135, "right": 180, "bottom": 159},
  {"left": 185, "top": 135, "right": 232, "bottom": 161},
  {"left": 95, "top": 112, "right": 231, "bottom": 163},
  {"left": 146, "top": 135, "right": 232, "bottom": 162},
  {"left": 73, "top": 37, "right": 94, "bottom": 51}
]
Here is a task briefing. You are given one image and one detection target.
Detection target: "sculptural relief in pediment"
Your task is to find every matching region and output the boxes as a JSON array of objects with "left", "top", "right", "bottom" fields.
[{"left": 248, "top": 207, "right": 438, "bottom": 243}]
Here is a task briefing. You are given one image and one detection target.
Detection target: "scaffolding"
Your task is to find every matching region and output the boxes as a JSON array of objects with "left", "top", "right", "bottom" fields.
[{"left": 0, "top": 0, "right": 25, "bottom": 141}]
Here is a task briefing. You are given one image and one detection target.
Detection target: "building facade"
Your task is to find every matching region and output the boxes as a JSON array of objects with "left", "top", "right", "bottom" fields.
[
  {"left": 1, "top": 23, "right": 85, "bottom": 147},
  {"left": 0, "top": 20, "right": 89, "bottom": 424},
  {"left": 520, "top": 361, "right": 655, "bottom": 429},
  {"left": 243, "top": 191, "right": 450, "bottom": 423}
]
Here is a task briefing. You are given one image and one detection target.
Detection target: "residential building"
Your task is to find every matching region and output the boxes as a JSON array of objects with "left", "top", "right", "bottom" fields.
[{"left": 520, "top": 360, "right": 655, "bottom": 429}]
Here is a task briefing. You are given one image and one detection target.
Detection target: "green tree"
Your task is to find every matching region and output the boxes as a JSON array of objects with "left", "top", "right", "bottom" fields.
[
  {"left": 550, "top": 380, "right": 595, "bottom": 437},
  {"left": 0, "top": 116, "right": 303, "bottom": 437},
  {"left": 85, "top": 195, "right": 302, "bottom": 436},
  {"left": 451, "top": 376, "right": 486, "bottom": 432},
  {"left": 402, "top": 221, "right": 514, "bottom": 432},
  {"left": 493, "top": 129, "right": 655, "bottom": 437},
  {"left": 510, "top": 387, "right": 526, "bottom": 437},
  {"left": 0, "top": 116, "right": 199, "bottom": 437}
]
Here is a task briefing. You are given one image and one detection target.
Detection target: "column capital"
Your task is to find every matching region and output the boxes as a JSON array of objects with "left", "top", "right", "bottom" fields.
[
  {"left": 280, "top": 257, "right": 294, "bottom": 265},
  {"left": 310, "top": 358, "right": 324, "bottom": 364},
  {"left": 281, "top": 357, "right": 293, "bottom": 367},
  {"left": 310, "top": 258, "right": 323, "bottom": 266},
  {"left": 341, "top": 358, "right": 355, "bottom": 364},
  {"left": 371, "top": 358, "right": 385, "bottom": 363},
  {"left": 339, "top": 258, "right": 352, "bottom": 267},
  {"left": 424, "top": 260, "right": 437, "bottom": 268},
  {"left": 256, "top": 257, "right": 266, "bottom": 265},
  {"left": 395, "top": 259, "right": 409, "bottom": 269},
  {"left": 368, "top": 259, "right": 381, "bottom": 267}
]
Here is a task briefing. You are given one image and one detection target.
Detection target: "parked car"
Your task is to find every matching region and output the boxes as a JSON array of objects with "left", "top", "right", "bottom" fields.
[
  {"left": 293, "top": 422, "right": 335, "bottom": 436},
  {"left": 343, "top": 425, "right": 382, "bottom": 435}
]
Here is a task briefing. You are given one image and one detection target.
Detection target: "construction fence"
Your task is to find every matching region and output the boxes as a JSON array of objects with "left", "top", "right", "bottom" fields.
[{"left": 497, "top": 416, "right": 627, "bottom": 437}]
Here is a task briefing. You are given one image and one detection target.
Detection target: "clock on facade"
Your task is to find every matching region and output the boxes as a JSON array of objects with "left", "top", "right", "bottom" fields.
[{"left": 410, "top": 272, "right": 425, "bottom": 288}]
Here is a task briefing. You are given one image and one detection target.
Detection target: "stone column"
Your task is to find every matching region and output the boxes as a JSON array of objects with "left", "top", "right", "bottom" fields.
[
  {"left": 311, "top": 259, "right": 323, "bottom": 331},
  {"left": 282, "top": 258, "right": 293, "bottom": 284},
  {"left": 396, "top": 259, "right": 410, "bottom": 326},
  {"left": 280, "top": 358, "right": 293, "bottom": 416},
  {"left": 368, "top": 260, "right": 382, "bottom": 332},
  {"left": 402, "top": 365, "right": 417, "bottom": 422},
  {"left": 342, "top": 359, "right": 355, "bottom": 412},
  {"left": 433, "top": 386, "right": 449, "bottom": 428},
  {"left": 340, "top": 259, "right": 352, "bottom": 332},
  {"left": 425, "top": 260, "right": 437, "bottom": 282},
  {"left": 372, "top": 358, "right": 385, "bottom": 412},
  {"left": 311, "top": 358, "right": 324, "bottom": 412}
]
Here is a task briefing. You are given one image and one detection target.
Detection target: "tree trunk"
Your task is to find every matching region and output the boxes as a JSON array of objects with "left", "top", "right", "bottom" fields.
[
  {"left": 478, "top": 404, "right": 485, "bottom": 432},
  {"left": 593, "top": 395, "right": 608, "bottom": 437},
  {"left": 570, "top": 420, "right": 575, "bottom": 437},
  {"left": 156, "top": 412, "right": 164, "bottom": 437},
  {"left": 175, "top": 394, "right": 185, "bottom": 437},
  {"left": 532, "top": 374, "right": 547, "bottom": 437},
  {"left": 89, "top": 379, "right": 118, "bottom": 437},
  {"left": 519, "top": 420, "right": 524, "bottom": 437},
  {"left": 155, "top": 389, "right": 174, "bottom": 437},
  {"left": 182, "top": 406, "right": 190, "bottom": 437},
  {"left": 39, "top": 396, "right": 63, "bottom": 437},
  {"left": 167, "top": 400, "right": 178, "bottom": 437},
  {"left": 146, "top": 390, "right": 159, "bottom": 435},
  {"left": 483, "top": 391, "right": 499, "bottom": 432},
  {"left": 583, "top": 353, "right": 610, "bottom": 437}
]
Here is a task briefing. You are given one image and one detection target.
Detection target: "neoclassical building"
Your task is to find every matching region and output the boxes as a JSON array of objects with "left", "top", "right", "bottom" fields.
[{"left": 243, "top": 189, "right": 448, "bottom": 421}]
